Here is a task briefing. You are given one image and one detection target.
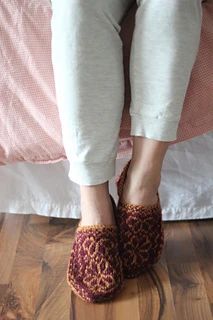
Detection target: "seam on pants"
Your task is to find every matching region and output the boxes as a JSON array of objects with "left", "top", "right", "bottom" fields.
[
  {"left": 130, "top": 111, "right": 182, "bottom": 122},
  {"left": 101, "top": 7, "right": 122, "bottom": 33}
]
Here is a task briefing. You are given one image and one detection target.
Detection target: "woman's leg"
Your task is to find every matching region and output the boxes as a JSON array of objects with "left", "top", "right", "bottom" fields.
[
  {"left": 122, "top": 0, "right": 203, "bottom": 205},
  {"left": 50, "top": 0, "right": 133, "bottom": 224}
]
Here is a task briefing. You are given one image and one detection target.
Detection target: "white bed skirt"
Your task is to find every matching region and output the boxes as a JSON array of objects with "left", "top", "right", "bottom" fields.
[{"left": 0, "top": 131, "right": 212, "bottom": 221}]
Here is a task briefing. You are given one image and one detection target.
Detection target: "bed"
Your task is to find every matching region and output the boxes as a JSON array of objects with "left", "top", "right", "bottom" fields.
[{"left": 0, "top": 0, "right": 212, "bottom": 221}]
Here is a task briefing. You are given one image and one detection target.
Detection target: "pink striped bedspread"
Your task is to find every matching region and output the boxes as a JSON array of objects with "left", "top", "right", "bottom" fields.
[{"left": 0, "top": 0, "right": 212, "bottom": 166}]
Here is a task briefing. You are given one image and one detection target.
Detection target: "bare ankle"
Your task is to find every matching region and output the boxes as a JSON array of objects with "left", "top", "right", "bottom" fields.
[
  {"left": 80, "top": 181, "right": 109, "bottom": 198},
  {"left": 126, "top": 163, "right": 161, "bottom": 191},
  {"left": 121, "top": 178, "right": 159, "bottom": 206},
  {"left": 79, "top": 182, "right": 115, "bottom": 226}
]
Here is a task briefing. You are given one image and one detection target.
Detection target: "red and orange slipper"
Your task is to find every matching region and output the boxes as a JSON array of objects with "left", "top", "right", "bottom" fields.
[
  {"left": 115, "top": 160, "right": 164, "bottom": 279},
  {"left": 67, "top": 194, "right": 124, "bottom": 303}
]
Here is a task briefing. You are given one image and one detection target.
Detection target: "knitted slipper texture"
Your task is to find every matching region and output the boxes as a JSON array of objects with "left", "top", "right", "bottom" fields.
[
  {"left": 115, "top": 159, "right": 164, "bottom": 278},
  {"left": 67, "top": 194, "right": 124, "bottom": 303}
]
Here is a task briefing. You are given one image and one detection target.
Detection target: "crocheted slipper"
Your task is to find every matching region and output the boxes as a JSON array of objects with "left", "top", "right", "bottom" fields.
[
  {"left": 67, "top": 194, "right": 124, "bottom": 303},
  {"left": 115, "top": 160, "right": 164, "bottom": 279}
]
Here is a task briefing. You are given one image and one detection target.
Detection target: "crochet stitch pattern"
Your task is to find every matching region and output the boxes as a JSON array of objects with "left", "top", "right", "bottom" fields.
[
  {"left": 67, "top": 195, "right": 124, "bottom": 303},
  {"left": 115, "top": 159, "right": 164, "bottom": 278}
]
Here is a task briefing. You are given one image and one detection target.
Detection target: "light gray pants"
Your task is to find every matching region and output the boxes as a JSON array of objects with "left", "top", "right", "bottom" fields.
[{"left": 50, "top": 0, "right": 203, "bottom": 185}]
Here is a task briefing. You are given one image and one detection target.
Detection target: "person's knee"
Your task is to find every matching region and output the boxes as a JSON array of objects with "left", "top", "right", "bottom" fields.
[
  {"left": 51, "top": 0, "right": 104, "bottom": 37},
  {"left": 51, "top": 0, "right": 122, "bottom": 38}
]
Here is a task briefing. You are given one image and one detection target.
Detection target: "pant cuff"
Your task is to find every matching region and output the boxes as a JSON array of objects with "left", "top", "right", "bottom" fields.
[
  {"left": 130, "top": 113, "right": 180, "bottom": 142},
  {"left": 68, "top": 158, "right": 116, "bottom": 185}
]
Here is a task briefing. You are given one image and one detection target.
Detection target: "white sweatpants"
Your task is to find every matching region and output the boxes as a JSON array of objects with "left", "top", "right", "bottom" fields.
[{"left": 50, "top": 0, "right": 203, "bottom": 185}]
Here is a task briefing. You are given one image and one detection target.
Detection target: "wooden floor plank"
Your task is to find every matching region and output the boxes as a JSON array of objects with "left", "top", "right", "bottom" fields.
[
  {"left": 137, "top": 255, "right": 177, "bottom": 320},
  {"left": 190, "top": 220, "right": 213, "bottom": 315},
  {"left": 0, "top": 215, "right": 212, "bottom": 320},
  {"left": 0, "top": 214, "right": 49, "bottom": 319},
  {"left": 111, "top": 278, "right": 140, "bottom": 320},
  {"left": 0, "top": 214, "right": 25, "bottom": 284},
  {"left": 34, "top": 220, "right": 76, "bottom": 320},
  {"left": 165, "top": 222, "right": 212, "bottom": 320},
  {"left": 70, "top": 275, "right": 140, "bottom": 320}
]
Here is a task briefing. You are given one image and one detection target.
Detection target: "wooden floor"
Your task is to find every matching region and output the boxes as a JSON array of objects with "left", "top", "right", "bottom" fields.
[{"left": 0, "top": 212, "right": 212, "bottom": 320}]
